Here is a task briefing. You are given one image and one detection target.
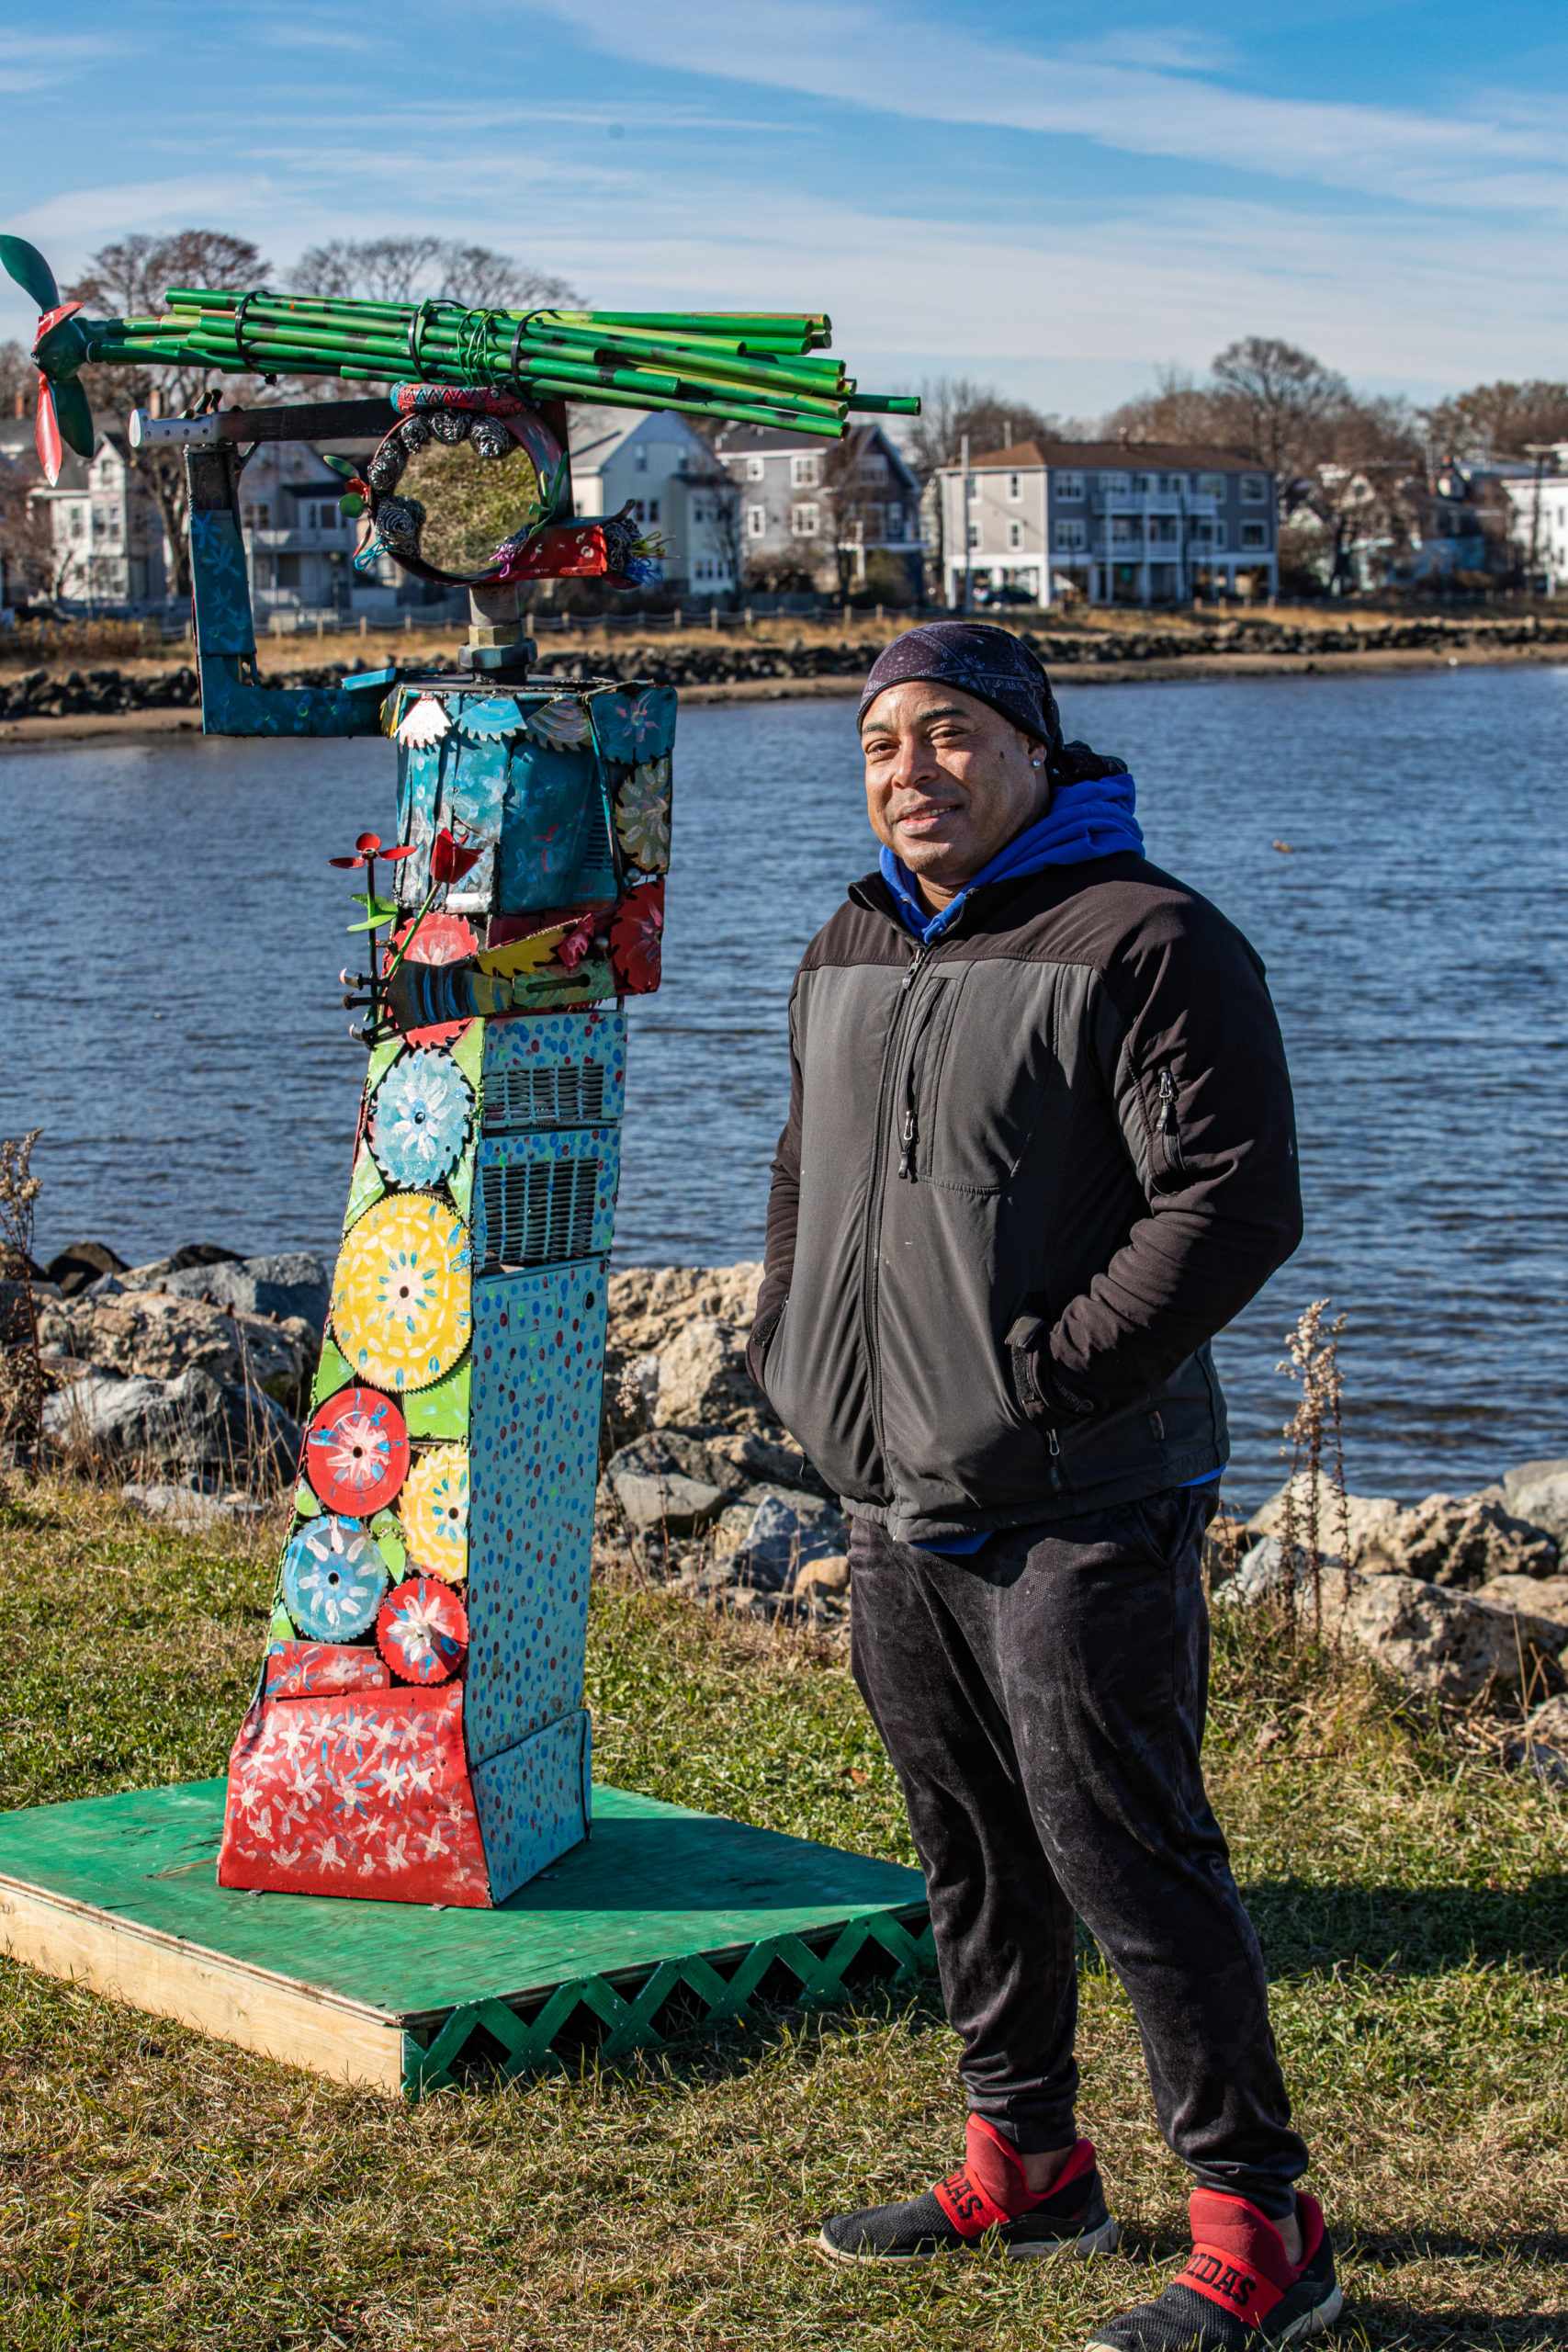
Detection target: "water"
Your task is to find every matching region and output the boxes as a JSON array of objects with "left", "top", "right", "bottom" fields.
[{"left": 4, "top": 667, "right": 1565, "bottom": 1511}]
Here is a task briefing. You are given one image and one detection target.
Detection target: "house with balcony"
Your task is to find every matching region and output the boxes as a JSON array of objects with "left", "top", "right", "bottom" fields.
[
  {"left": 567, "top": 407, "right": 740, "bottom": 597},
  {"left": 936, "top": 440, "right": 1278, "bottom": 608},
  {"left": 712, "top": 422, "right": 924, "bottom": 597}
]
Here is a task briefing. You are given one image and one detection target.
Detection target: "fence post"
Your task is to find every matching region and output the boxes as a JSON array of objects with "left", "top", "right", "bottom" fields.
[
  {"left": 709, "top": 605, "right": 719, "bottom": 630},
  {"left": 403, "top": 612, "right": 412, "bottom": 634},
  {"left": 359, "top": 615, "right": 368, "bottom": 637},
  {"left": 743, "top": 606, "right": 754, "bottom": 631},
  {"left": 316, "top": 616, "right": 324, "bottom": 639}
]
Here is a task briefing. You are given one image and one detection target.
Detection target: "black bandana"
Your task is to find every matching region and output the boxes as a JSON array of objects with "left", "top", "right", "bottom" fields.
[{"left": 857, "top": 620, "right": 1124, "bottom": 786}]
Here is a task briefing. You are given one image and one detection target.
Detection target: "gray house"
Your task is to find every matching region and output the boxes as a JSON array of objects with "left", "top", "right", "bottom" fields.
[
  {"left": 937, "top": 439, "right": 1279, "bottom": 608},
  {"left": 714, "top": 421, "right": 924, "bottom": 596}
]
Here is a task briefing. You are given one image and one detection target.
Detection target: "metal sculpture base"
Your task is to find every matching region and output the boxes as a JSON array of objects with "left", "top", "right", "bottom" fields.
[{"left": 0, "top": 1780, "right": 931, "bottom": 2098}]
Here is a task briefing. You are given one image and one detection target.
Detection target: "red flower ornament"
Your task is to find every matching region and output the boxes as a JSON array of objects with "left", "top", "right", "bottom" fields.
[
  {"left": 609, "top": 880, "right": 664, "bottom": 993},
  {"left": 430, "top": 826, "right": 484, "bottom": 886}
]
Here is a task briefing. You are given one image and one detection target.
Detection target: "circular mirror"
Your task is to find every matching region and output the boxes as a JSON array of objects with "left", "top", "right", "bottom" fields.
[{"left": 365, "top": 403, "right": 563, "bottom": 585}]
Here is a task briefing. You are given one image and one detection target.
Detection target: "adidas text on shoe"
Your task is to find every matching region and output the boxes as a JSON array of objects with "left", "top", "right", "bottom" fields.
[
  {"left": 817, "top": 2120, "right": 1119, "bottom": 2263},
  {"left": 1087, "top": 2188, "right": 1343, "bottom": 2351}
]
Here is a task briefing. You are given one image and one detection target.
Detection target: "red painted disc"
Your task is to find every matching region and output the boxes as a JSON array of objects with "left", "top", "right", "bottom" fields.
[
  {"left": 377, "top": 1575, "right": 468, "bottom": 1686},
  {"left": 303, "top": 1385, "right": 411, "bottom": 1515}
]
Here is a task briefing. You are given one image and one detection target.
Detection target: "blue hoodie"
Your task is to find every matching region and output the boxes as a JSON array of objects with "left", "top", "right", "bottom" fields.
[{"left": 879, "top": 769, "right": 1145, "bottom": 945}]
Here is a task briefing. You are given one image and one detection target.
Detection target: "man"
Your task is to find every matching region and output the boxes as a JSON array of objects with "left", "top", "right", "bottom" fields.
[{"left": 747, "top": 622, "right": 1341, "bottom": 2352}]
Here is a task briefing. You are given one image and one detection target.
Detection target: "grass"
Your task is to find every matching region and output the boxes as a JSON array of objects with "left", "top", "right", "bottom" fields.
[{"left": 0, "top": 1476, "right": 1563, "bottom": 2351}]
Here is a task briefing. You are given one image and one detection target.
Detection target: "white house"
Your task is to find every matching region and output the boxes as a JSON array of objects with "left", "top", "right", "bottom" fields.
[
  {"left": 1501, "top": 452, "right": 1568, "bottom": 593},
  {"left": 567, "top": 407, "right": 740, "bottom": 597},
  {"left": 26, "top": 430, "right": 169, "bottom": 609}
]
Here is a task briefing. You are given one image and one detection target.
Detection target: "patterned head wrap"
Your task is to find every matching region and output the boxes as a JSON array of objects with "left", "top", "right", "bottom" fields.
[{"left": 857, "top": 620, "right": 1124, "bottom": 786}]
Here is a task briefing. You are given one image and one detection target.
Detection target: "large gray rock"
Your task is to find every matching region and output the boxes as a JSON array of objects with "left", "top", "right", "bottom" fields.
[
  {"left": 607, "top": 1263, "right": 764, "bottom": 1361},
  {"left": 718, "top": 1487, "right": 848, "bottom": 1594},
  {"left": 154, "top": 1251, "right": 332, "bottom": 1339},
  {"left": 1221, "top": 1542, "right": 1565, "bottom": 1706},
  {"left": 37, "top": 1287, "right": 313, "bottom": 1408},
  {"left": 650, "top": 1317, "right": 761, "bottom": 1430},
  {"left": 1470, "top": 1574, "right": 1568, "bottom": 1634},
  {"left": 1502, "top": 1460, "right": 1568, "bottom": 1546},
  {"left": 700, "top": 1427, "right": 831, "bottom": 1498},
  {"left": 44, "top": 1364, "right": 299, "bottom": 1484},
  {"left": 1247, "top": 1471, "right": 1400, "bottom": 1564},
  {"left": 604, "top": 1432, "right": 735, "bottom": 1534},
  {"left": 1357, "top": 1489, "right": 1558, "bottom": 1588}
]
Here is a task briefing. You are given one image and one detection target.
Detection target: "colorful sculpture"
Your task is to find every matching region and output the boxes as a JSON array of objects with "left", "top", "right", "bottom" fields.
[{"left": 0, "top": 232, "right": 918, "bottom": 1916}]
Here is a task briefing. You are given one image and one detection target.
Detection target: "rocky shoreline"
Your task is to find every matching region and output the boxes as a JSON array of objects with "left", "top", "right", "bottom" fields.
[
  {"left": 6, "top": 1243, "right": 1566, "bottom": 1772},
  {"left": 5, "top": 611, "right": 1568, "bottom": 737}
]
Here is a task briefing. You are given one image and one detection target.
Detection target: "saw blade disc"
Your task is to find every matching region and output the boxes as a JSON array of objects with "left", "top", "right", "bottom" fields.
[
  {"left": 303, "top": 1385, "right": 411, "bottom": 1516},
  {"left": 329, "top": 1191, "right": 471, "bottom": 1393}
]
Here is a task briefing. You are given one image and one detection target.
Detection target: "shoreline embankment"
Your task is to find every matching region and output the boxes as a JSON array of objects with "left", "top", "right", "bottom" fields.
[{"left": 4, "top": 610, "right": 1567, "bottom": 749}]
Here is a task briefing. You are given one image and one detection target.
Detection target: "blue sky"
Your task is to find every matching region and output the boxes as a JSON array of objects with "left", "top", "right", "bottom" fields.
[{"left": 5, "top": 1, "right": 1567, "bottom": 417}]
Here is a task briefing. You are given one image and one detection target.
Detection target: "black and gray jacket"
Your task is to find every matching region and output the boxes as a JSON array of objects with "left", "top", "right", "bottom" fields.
[{"left": 746, "top": 853, "right": 1303, "bottom": 1544}]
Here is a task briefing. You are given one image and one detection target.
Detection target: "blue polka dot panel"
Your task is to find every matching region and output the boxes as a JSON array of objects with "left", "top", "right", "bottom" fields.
[{"left": 219, "top": 677, "right": 673, "bottom": 1909}]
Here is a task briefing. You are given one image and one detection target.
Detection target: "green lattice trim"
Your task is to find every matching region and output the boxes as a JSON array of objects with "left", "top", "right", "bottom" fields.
[{"left": 401, "top": 1905, "right": 935, "bottom": 2097}]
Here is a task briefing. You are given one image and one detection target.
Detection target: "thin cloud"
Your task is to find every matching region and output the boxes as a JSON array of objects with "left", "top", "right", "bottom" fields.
[{"left": 523, "top": 0, "right": 1568, "bottom": 218}]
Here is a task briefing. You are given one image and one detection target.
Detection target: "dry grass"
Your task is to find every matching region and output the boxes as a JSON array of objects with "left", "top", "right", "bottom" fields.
[{"left": 1, "top": 1475, "right": 1564, "bottom": 2351}]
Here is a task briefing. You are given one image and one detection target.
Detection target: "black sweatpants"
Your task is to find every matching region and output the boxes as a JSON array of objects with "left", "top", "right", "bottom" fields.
[{"left": 848, "top": 1486, "right": 1308, "bottom": 2219}]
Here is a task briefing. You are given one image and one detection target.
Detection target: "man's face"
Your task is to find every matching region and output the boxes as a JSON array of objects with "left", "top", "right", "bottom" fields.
[{"left": 860, "top": 680, "right": 1049, "bottom": 906}]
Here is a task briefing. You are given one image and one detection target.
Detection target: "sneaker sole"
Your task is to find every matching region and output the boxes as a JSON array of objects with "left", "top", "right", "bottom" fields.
[
  {"left": 1084, "top": 2278, "right": 1345, "bottom": 2350},
  {"left": 818, "top": 2215, "right": 1121, "bottom": 2265}
]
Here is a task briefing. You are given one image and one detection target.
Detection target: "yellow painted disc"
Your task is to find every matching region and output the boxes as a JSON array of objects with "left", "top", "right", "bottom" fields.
[
  {"left": 400, "top": 1443, "right": 470, "bottom": 1582},
  {"left": 329, "top": 1191, "right": 472, "bottom": 1393}
]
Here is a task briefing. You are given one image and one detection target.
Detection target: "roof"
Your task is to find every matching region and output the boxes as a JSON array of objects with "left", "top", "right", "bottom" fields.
[
  {"left": 567, "top": 405, "right": 712, "bottom": 470},
  {"left": 957, "top": 439, "right": 1265, "bottom": 474},
  {"left": 715, "top": 421, "right": 916, "bottom": 476}
]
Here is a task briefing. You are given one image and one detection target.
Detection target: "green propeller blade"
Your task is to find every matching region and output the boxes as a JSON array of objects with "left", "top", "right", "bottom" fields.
[
  {"left": 52, "top": 376, "right": 94, "bottom": 458},
  {"left": 0, "top": 235, "right": 60, "bottom": 312}
]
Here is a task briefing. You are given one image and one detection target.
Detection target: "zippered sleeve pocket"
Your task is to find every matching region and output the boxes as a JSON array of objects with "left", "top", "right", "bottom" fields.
[{"left": 1151, "top": 1065, "right": 1187, "bottom": 1190}]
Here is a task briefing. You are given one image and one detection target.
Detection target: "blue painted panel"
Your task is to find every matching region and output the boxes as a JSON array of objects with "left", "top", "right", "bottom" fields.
[
  {"left": 472, "top": 1708, "right": 592, "bottom": 1901},
  {"left": 463, "top": 1263, "right": 608, "bottom": 1766},
  {"left": 480, "top": 1009, "right": 628, "bottom": 1133}
]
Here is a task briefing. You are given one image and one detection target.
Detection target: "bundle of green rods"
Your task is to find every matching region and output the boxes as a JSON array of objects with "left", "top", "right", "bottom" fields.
[{"left": 88, "top": 287, "right": 919, "bottom": 438}]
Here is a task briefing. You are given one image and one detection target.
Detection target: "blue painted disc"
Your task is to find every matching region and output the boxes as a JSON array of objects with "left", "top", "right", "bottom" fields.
[
  {"left": 281, "top": 1515, "right": 389, "bottom": 1642},
  {"left": 368, "top": 1046, "right": 474, "bottom": 1190}
]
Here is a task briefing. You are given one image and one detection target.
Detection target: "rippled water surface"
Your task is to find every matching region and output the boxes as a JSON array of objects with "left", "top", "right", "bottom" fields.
[{"left": 4, "top": 668, "right": 1565, "bottom": 1510}]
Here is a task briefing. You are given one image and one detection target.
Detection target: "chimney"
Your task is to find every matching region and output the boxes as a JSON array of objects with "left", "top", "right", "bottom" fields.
[
  {"left": 1002, "top": 415, "right": 1013, "bottom": 448},
  {"left": 13, "top": 389, "right": 24, "bottom": 420},
  {"left": 150, "top": 384, "right": 164, "bottom": 420}
]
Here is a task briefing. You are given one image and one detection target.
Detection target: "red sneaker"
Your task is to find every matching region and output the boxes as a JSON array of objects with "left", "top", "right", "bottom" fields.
[
  {"left": 1087, "top": 2188, "right": 1342, "bottom": 2349},
  {"left": 818, "top": 2119, "right": 1119, "bottom": 2262}
]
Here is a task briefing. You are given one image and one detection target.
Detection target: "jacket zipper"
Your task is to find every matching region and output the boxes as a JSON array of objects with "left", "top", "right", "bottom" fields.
[
  {"left": 863, "top": 941, "right": 933, "bottom": 1464},
  {"left": 897, "top": 987, "right": 944, "bottom": 1181}
]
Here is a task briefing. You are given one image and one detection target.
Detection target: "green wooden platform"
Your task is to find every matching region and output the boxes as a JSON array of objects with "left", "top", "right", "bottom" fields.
[{"left": 0, "top": 1780, "right": 932, "bottom": 2097}]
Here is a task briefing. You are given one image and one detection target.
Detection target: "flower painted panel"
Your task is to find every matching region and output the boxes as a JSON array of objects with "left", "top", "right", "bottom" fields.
[
  {"left": 217, "top": 1684, "right": 491, "bottom": 1906},
  {"left": 615, "top": 755, "right": 671, "bottom": 874},
  {"left": 265, "top": 1641, "right": 390, "bottom": 1699}
]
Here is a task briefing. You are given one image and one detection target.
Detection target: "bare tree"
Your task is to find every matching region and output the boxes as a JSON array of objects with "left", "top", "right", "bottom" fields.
[
  {"left": 0, "top": 458, "right": 62, "bottom": 605},
  {"left": 0, "top": 340, "right": 32, "bottom": 421},
  {"left": 905, "top": 379, "right": 1079, "bottom": 594},
  {"left": 67, "top": 231, "right": 270, "bottom": 595},
  {"left": 1211, "top": 337, "right": 1350, "bottom": 501},
  {"left": 1103, "top": 365, "right": 1235, "bottom": 448},
  {"left": 294, "top": 238, "right": 577, "bottom": 311},
  {"left": 1418, "top": 378, "right": 1568, "bottom": 464}
]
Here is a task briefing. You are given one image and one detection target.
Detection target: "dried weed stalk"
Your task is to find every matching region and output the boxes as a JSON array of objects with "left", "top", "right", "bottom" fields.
[
  {"left": 0, "top": 1129, "right": 47, "bottom": 1480},
  {"left": 1277, "top": 1298, "right": 1351, "bottom": 1639}
]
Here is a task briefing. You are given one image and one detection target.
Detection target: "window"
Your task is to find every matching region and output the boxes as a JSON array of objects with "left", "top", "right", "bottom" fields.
[
  {"left": 792, "top": 502, "right": 819, "bottom": 538},
  {"left": 863, "top": 503, "right": 884, "bottom": 540},
  {"left": 1240, "top": 521, "right": 1269, "bottom": 548},
  {"left": 746, "top": 456, "right": 765, "bottom": 481},
  {"left": 1132, "top": 472, "right": 1153, "bottom": 495},
  {"left": 633, "top": 446, "right": 649, "bottom": 472},
  {"left": 856, "top": 453, "right": 889, "bottom": 483},
  {"left": 790, "top": 452, "right": 820, "bottom": 488},
  {"left": 886, "top": 503, "right": 903, "bottom": 537},
  {"left": 1055, "top": 471, "right": 1085, "bottom": 500},
  {"left": 649, "top": 498, "right": 660, "bottom": 523},
  {"left": 747, "top": 503, "right": 767, "bottom": 538},
  {"left": 1054, "top": 518, "right": 1087, "bottom": 551},
  {"left": 1198, "top": 473, "right": 1224, "bottom": 498},
  {"left": 1158, "top": 472, "right": 1188, "bottom": 495},
  {"left": 1009, "top": 519, "right": 1023, "bottom": 548},
  {"left": 1148, "top": 516, "right": 1179, "bottom": 543},
  {"left": 1241, "top": 475, "right": 1268, "bottom": 503},
  {"left": 1111, "top": 515, "right": 1137, "bottom": 544},
  {"left": 1008, "top": 472, "right": 1021, "bottom": 501},
  {"left": 1103, "top": 471, "right": 1131, "bottom": 497},
  {"left": 967, "top": 521, "right": 980, "bottom": 549}
]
